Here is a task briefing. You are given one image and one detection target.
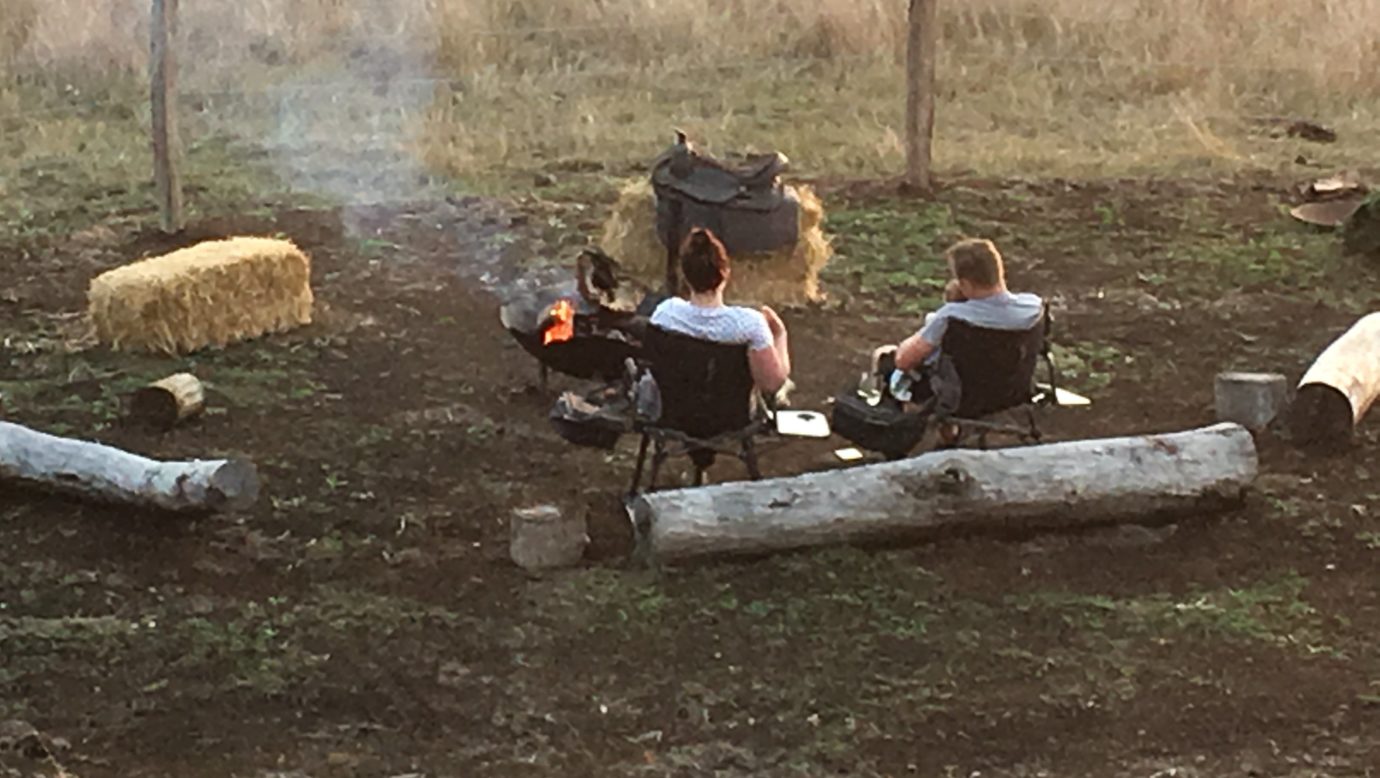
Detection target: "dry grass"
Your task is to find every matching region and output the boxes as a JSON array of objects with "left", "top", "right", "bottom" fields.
[
  {"left": 88, "top": 237, "right": 314, "bottom": 355},
  {"left": 4, "top": 0, "right": 1380, "bottom": 184}
]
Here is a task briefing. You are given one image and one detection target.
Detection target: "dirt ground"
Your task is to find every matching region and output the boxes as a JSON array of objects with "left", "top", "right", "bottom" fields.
[{"left": 3, "top": 174, "right": 1380, "bottom": 777}]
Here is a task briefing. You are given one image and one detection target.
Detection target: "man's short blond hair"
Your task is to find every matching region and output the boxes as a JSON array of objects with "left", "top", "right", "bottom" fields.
[{"left": 945, "top": 238, "right": 1004, "bottom": 288}]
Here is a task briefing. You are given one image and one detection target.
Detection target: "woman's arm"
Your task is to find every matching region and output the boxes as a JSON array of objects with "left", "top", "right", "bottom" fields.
[
  {"left": 760, "top": 306, "right": 791, "bottom": 376},
  {"left": 749, "top": 345, "right": 789, "bottom": 395},
  {"left": 742, "top": 306, "right": 789, "bottom": 394}
]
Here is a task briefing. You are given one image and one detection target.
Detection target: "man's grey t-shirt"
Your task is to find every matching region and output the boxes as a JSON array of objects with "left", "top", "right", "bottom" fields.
[{"left": 917, "top": 291, "right": 1044, "bottom": 347}]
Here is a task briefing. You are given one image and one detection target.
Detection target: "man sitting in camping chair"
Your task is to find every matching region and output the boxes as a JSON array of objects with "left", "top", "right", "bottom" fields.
[
  {"left": 628, "top": 228, "right": 793, "bottom": 493},
  {"left": 871, "top": 237, "right": 1052, "bottom": 447}
]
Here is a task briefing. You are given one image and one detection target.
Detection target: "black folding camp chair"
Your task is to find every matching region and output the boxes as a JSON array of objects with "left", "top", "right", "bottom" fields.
[
  {"left": 927, "top": 307, "right": 1058, "bottom": 448},
  {"left": 627, "top": 325, "right": 774, "bottom": 494},
  {"left": 832, "top": 307, "right": 1058, "bottom": 457}
]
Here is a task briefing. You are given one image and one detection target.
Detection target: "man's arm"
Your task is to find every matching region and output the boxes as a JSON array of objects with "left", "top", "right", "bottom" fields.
[
  {"left": 894, "top": 306, "right": 953, "bottom": 371},
  {"left": 894, "top": 330, "right": 935, "bottom": 371}
]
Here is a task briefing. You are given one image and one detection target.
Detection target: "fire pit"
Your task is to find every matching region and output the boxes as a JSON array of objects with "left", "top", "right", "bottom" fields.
[
  {"left": 499, "top": 248, "right": 661, "bottom": 388},
  {"left": 500, "top": 289, "right": 639, "bottom": 383}
]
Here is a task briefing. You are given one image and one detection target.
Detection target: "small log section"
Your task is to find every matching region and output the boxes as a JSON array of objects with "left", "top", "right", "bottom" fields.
[
  {"left": 629, "top": 423, "right": 1257, "bottom": 562},
  {"left": 1290, "top": 312, "right": 1380, "bottom": 446},
  {"left": 130, "top": 372, "right": 204, "bottom": 430},
  {"left": 904, "top": 0, "right": 939, "bottom": 192},
  {"left": 150, "top": 0, "right": 184, "bottom": 233},
  {"left": 1214, "top": 372, "right": 1288, "bottom": 431},
  {"left": 510, "top": 505, "right": 588, "bottom": 571},
  {"left": 0, "top": 421, "right": 257, "bottom": 512}
]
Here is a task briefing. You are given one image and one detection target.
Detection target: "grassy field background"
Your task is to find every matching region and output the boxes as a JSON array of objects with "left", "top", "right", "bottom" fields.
[{"left": 4, "top": 0, "right": 1380, "bottom": 209}]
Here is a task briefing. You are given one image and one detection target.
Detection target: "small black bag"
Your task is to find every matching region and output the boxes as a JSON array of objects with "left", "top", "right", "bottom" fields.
[
  {"left": 549, "top": 391, "right": 630, "bottom": 450},
  {"left": 830, "top": 391, "right": 927, "bottom": 459}
]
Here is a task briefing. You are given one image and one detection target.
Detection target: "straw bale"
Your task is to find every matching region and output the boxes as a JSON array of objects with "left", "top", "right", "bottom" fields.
[
  {"left": 599, "top": 180, "right": 833, "bottom": 306},
  {"left": 88, "top": 237, "right": 314, "bottom": 355}
]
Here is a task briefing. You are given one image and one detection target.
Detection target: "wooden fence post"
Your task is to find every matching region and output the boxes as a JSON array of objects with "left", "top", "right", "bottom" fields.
[
  {"left": 150, "top": 0, "right": 184, "bottom": 233},
  {"left": 904, "top": 0, "right": 939, "bottom": 192}
]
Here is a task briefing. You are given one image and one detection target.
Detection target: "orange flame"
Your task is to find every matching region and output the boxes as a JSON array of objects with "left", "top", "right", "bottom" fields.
[{"left": 542, "top": 299, "right": 576, "bottom": 345}]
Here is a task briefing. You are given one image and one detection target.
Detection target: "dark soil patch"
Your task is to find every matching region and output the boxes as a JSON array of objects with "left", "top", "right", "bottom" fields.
[{"left": 3, "top": 177, "right": 1379, "bottom": 777}]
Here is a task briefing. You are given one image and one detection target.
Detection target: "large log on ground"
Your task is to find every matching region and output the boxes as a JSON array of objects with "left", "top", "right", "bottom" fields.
[
  {"left": 0, "top": 421, "right": 257, "bottom": 512},
  {"left": 1289, "top": 312, "right": 1380, "bottom": 446},
  {"left": 628, "top": 423, "right": 1257, "bottom": 561}
]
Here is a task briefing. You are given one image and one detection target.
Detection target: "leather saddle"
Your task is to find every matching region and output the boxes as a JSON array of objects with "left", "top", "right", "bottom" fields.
[{"left": 651, "top": 132, "right": 800, "bottom": 258}]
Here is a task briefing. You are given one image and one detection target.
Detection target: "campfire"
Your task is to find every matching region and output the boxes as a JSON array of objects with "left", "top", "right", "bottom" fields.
[{"left": 542, "top": 299, "right": 576, "bottom": 346}]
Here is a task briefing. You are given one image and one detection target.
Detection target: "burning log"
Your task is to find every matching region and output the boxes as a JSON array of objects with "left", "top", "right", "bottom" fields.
[
  {"left": 130, "top": 372, "right": 205, "bottom": 430},
  {"left": 0, "top": 421, "right": 258, "bottom": 512},
  {"left": 628, "top": 423, "right": 1257, "bottom": 562},
  {"left": 1289, "top": 312, "right": 1380, "bottom": 446}
]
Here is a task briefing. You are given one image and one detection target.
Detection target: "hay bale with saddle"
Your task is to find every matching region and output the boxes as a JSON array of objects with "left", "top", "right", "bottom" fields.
[
  {"left": 601, "top": 134, "right": 832, "bottom": 306},
  {"left": 89, "top": 237, "right": 314, "bottom": 355}
]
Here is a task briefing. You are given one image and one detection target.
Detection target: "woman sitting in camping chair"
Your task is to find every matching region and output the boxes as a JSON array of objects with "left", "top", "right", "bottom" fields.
[
  {"left": 649, "top": 228, "right": 792, "bottom": 397},
  {"left": 626, "top": 228, "right": 794, "bottom": 492}
]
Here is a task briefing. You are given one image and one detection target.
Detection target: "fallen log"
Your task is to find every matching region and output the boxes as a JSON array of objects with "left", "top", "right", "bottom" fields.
[
  {"left": 130, "top": 372, "right": 205, "bottom": 430},
  {"left": 0, "top": 421, "right": 257, "bottom": 512},
  {"left": 1289, "top": 312, "right": 1380, "bottom": 446},
  {"left": 629, "top": 423, "right": 1257, "bottom": 561}
]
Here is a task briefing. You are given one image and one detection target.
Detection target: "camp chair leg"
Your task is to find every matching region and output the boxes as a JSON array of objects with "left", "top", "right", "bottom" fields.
[
  {"left": 692, "top": 467, "right": 706, "bottom": 487},
  {"left": 1027, "top": 406, "right": 1042, "bottom": 442},
  {"left": 538, "top": 362, "right": 549, "bottom": 393},
  {"left": 936, "top": 421, "right": 962, "bottom": 450},
  {"left": 629, "top": 433, "right": 651, "bottom": 495},
  {"left": 743, "top": 438, "right": 763, "bottom": 481},
  {"left": 1044, "top": 353, "right": 1059, "bottom": 403},
  {"left": 647, "top": 444, "right": 668, "bottom": 493}
]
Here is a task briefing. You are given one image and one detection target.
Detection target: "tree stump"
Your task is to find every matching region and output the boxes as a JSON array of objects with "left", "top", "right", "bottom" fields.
[
  {"left": 1290, "top": 312, "right": 1380, "bottom": 447},
  {"left": 1214, "top": 372, "right": 1288, "bottom": 431},
  {"left": 509, "top": 505, "right": 588, "bottom": 571},
  {"left": 130, "top": 372, "right": 204, "bottom": 430}
]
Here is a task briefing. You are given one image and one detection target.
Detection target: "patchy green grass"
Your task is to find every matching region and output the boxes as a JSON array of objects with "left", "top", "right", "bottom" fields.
[
  {"left": 1163, "top": 223, "right": 1343, "bottom": 293},
  {"left": 1, "top": 585, "right": 465, "bottom": 698},
  {"left": 531, "top": 549, "right": 1335, "bottom": 744},
  {"left": 1051, "top": 340, "right": 1129, "bottom": 393},
  {"left": 5, "top": 112, "right": 1380, "bottom": 774},
  {"left": 823, "top": 202, "right": 960, "bottom": 314},
  {"left": 1, "top": 338, "right": 332, "bottom": 422}
]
